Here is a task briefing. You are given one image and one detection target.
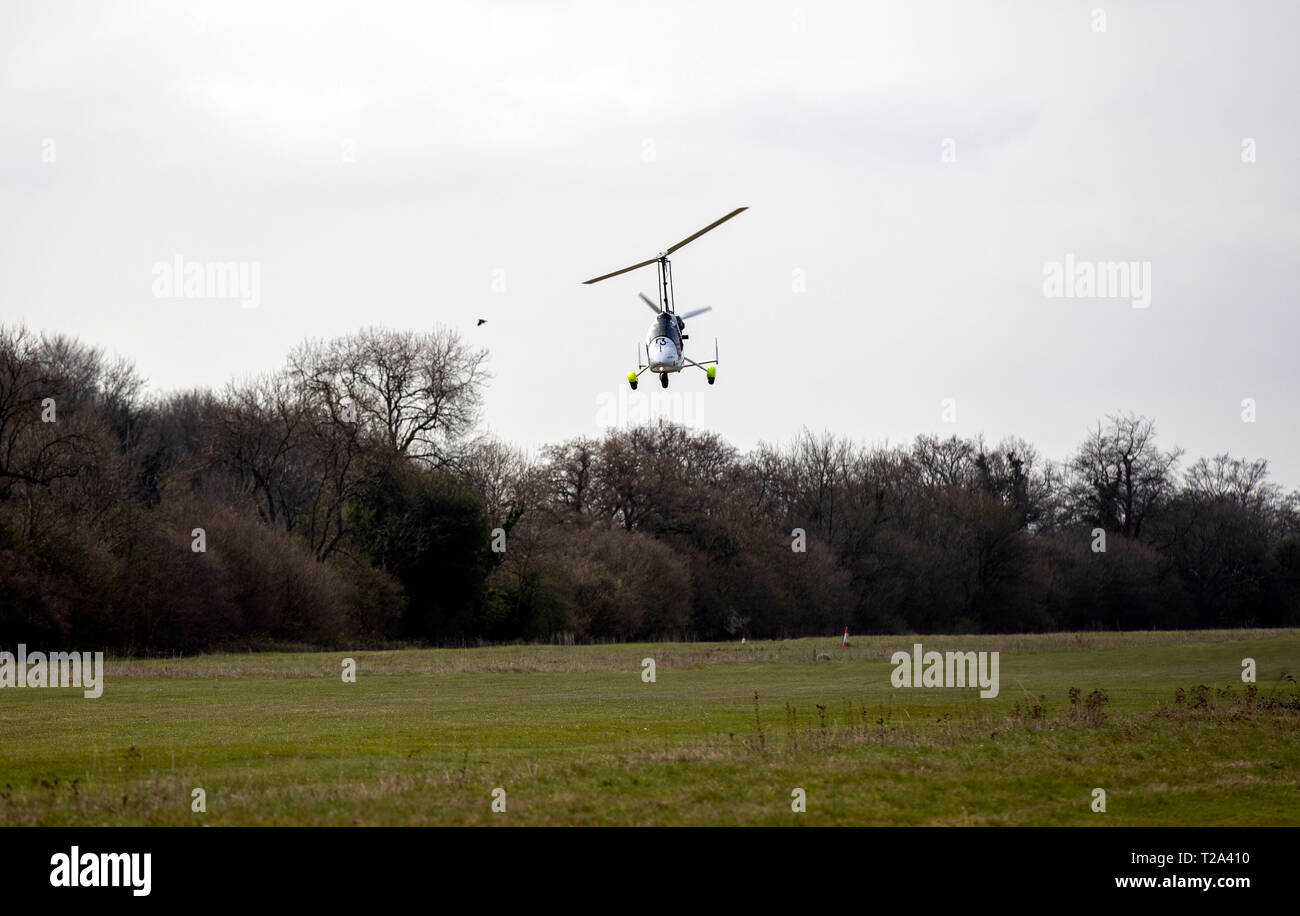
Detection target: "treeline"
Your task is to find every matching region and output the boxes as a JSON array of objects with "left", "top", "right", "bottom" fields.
[{"left": 2, "top": 323, "right": 1298, "bottom": 652}]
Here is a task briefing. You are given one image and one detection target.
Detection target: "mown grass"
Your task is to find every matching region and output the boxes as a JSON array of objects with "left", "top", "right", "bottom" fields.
[{"left": 1, "top": 630, "right": 1297, "bottom": 825}]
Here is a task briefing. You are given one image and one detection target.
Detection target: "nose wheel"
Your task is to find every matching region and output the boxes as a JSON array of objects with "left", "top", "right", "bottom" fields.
[{"left": 659, "top": 373, "right": 669, "bottom": 388}]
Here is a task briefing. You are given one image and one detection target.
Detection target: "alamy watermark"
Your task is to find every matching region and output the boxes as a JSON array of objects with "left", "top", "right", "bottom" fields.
[
  {"left": 890, "top": 643, "right": 999, "bottom": 698},
  {"left": 0, "top": 645, "right": 104, "bottom": 698},
  {"left": 1043, "top": 253, "right": 1151, "bottom": 309},
  {"left": 50, "top": 847, "right": 150, "bottom": 896},
  {"left": 596, "top": 387, "right": 705, "bottom": 428},
  {"left": 152, "top": 255, "right": 261, "bottom": 309}
]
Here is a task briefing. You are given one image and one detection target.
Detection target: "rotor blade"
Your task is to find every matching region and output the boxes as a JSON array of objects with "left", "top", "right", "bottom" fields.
[
  {"left": 664, "top": 207, "right": 748, "bottom": 256},
  {"left": 638, "top": 292, "right": 662, "bottom": 313},
  {"left": 679, "top": 306, "right": 712, "bottom": 319},
  {"left": 583, "top": 256, "right": 660, "bottom": 285}
]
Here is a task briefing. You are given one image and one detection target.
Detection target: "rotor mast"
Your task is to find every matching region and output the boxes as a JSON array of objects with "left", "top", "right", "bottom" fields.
[{"left": 657, "top": 256, "right": 675, "bottom": 314}]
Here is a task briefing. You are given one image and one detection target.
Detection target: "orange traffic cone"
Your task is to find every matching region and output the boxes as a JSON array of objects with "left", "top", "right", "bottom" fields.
[{"left": 842, "top": 627, "right": 851, "bottom": 647}]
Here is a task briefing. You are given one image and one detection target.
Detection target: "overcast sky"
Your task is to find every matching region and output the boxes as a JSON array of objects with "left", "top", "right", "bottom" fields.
[{"left": 2, "top": 1, "right": 1297, "bottom": 486}]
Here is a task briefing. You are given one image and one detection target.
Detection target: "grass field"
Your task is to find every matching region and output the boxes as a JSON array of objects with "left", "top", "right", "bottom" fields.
[{"left": 1, "top": 630, "right": 1298, "bottom": 826}]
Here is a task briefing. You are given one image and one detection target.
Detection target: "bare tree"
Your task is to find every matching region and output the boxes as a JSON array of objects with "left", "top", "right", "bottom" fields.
[
  {"left": 1184, "top": 454, "right": 1280, "bottom": 515},
  {"left": 462, "top": 435, "right": 535, "bottom": 529},
  {"left": 789, "top": 429, "right": 855, "bottom": 544},
  {"left": 213, "top": 374, "right": 311, "bottom": 530},
  {"left": 1070, "top": 413, "right": 1182, "bottom": 539},
  {"left": 0, "top": 326, "right": 112, "bottom": 497},
  {"left": 912, "top": 434, "right": 978, "bottom": 489},
  {"left": 290, "top": 326, "right": 488, "bottom": 468},
  {"left": 542, "top": 438, "right": 600, "bottom": 516},
  {"left": 974, "top": 436, "right": 1060, "bottom": 530}
]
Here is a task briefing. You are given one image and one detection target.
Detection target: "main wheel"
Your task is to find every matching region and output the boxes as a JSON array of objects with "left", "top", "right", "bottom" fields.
[{"left": 660, "top": 373, "right": 669, "bottom": 388}]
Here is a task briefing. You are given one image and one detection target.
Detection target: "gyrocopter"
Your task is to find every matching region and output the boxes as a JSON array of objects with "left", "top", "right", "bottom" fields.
[{"left": 583, "top": 207, "right": 747, "bottom": 389}]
